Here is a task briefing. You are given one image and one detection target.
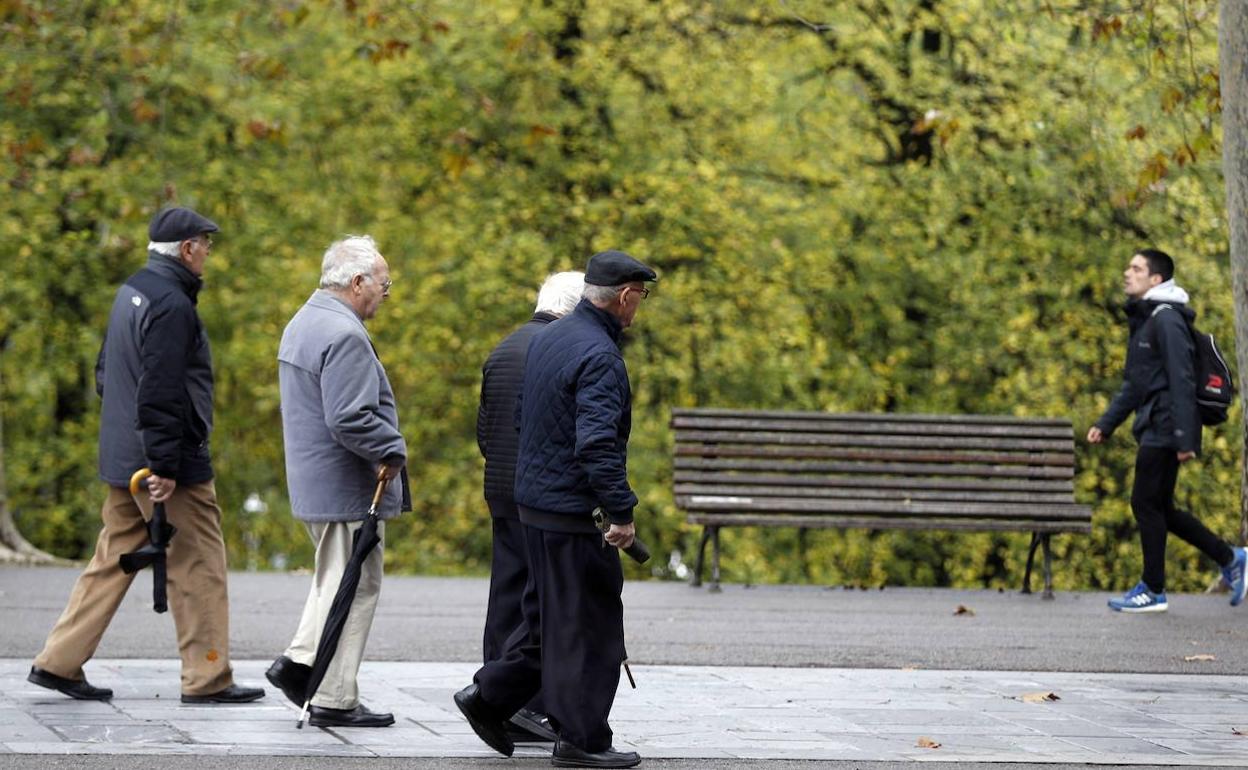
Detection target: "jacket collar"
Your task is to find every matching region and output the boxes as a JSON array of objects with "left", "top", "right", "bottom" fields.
[
  {"left": 533, "top": 311, "right": 558, "bottom": 324},
  {"left": 574, "top": 298, "right": 623, "bottom": 342},
  {"left": 306, "top": 289, "right": 370, "bottom": 331},
  {"left": 145, "top": 252, "right": 203, "bottom": 302}
]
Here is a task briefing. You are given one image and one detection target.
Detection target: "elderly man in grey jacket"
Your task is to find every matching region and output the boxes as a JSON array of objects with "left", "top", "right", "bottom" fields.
[{"left": 265, "top": 235, "right": 409, "bottom": 728}]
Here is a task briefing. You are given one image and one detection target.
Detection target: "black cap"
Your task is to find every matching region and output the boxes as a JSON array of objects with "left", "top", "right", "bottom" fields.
[
  {"left": 584, "top": 250, "right": 657, "bottom": 286},
  {"left": 148, "top": 206, "right": 219, "bottom": 242}
]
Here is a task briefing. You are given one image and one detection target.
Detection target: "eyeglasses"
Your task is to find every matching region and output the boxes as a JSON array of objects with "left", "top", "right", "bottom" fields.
[
  {"left": 631, "top": 286, "right": 650, "bottom": 300},
  {"left": 373, "top": 276, "right": 393, "bottom": 292}
]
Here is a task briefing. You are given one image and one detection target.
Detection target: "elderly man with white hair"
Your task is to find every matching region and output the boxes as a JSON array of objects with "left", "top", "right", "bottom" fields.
[
  {"left": 265, "top": 235, "right": 409, "bottom": 728},
  {"left": 476, "top": 271, "right": 585, "bottom": 743}
]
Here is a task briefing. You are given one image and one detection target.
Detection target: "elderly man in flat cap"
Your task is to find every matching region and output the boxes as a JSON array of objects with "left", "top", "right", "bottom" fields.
[
  {"left": 455, "top": 250, "right": 656, "bottom": 769},
  {"left": 28, "top": 206, "right": 265, "bottom": 705}
]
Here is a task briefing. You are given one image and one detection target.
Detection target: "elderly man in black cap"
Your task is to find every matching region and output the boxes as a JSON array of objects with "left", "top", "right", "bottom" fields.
[
  {"left": 28, "top": 206, "right": 265, "bottom": 705},
  {"left": 455, "top": 250, "right": 656, "bottom": 769}
]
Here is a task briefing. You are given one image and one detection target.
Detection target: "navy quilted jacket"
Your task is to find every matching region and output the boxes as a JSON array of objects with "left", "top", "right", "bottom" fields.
[
  {"left": 477, "top": 311, "right": 558, "bottom": 504},
  {"left": 513, "top": 299, "right": 638, "bottom": 525}
]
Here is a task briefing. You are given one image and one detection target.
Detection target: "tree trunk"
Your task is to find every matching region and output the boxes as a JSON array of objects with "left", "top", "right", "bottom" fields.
[
  {"left": 0, "top": 343, "right": 66, "bottom": 564},
  {"left": 1221, "top": 0, "right": 1248, "bottom": 546}
]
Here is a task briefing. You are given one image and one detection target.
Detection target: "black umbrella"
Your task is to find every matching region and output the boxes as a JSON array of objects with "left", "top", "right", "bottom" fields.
[
  {"left": 296, "top": 476, "right": 388, "bottom": 728},
  {"left": 119, "top": 468, "right": 177, "bottom": 613}
]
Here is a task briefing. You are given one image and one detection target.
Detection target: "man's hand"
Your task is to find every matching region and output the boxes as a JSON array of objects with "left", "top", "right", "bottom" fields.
[
  {"left": 1086, "top": 426, "right": 1104, "bottom": 444},
  {"left": 1177, "top": 450, "right": 1197, "bottom": 463},
  {"left": 148, "top": 474, "right": 177, "bottom": 503},
  {"left": 605, "top": 522, "right": 635, "bottom": 550},
  {"left": 377, "top": 461, "right": 404, "bottom": 482}
]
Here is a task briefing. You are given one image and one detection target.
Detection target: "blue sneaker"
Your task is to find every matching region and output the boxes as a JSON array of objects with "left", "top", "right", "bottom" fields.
[
  {"left": 1221, "top": 547, "right": 1247, "bottom": 607},
  {"left": 1108, "top": 581, "right": 1168, "bottom": 613}
]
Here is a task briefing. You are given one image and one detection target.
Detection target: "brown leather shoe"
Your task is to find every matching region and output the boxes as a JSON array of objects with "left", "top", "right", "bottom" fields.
[{"left": 28, "top": 666, "right": 112, "bottom": 701}]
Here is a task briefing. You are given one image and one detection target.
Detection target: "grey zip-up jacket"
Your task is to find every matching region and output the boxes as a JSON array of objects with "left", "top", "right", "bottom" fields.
[
  {"left": 96, "top": 254, "right": 214, "bottom": 487},
  {"left": 277, "top": 290, "right": 409, "bottom": 522}
]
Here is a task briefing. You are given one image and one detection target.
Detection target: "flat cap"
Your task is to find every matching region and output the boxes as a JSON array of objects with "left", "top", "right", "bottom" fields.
[
  {"left": 584, "top": 250, "right": 657, "bottom": 286},
  {"left": 148, "top": 206, "right": 219, "bottom": 242}
]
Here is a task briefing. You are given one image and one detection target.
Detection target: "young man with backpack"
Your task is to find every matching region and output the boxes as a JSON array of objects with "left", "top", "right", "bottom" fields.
[{"left": 1088, "top": 248, "right": 1246, "bottom": 613}]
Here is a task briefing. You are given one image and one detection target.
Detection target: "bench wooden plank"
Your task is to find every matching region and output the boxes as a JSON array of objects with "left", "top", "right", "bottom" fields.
[
  {"left": 686, "top": 512, "right": 1092, "bottom": 534},
  {"left": 675, "top": 429, "right": 1075, "bottom": 453},
  {"left": 672, "top": 416, "right": 1073, "bottom": 439},
  {"left": 676, "top": 495, "right": 1091, "bottom": 521},
  {"left": 674, "top": 457, "right": 1075, "bottom": 479},
  {"left": 673, "top": 484, "right": 1075, "bottom": 504},
  {"left": 673, "top": 470, "right": 1074, "bottom": 493},
  {"left": 672, "top": 408, "right": 1072, "bottom": 427},
  {"left": 676, "top": 444, "right": 1074, "bottom": 467}
]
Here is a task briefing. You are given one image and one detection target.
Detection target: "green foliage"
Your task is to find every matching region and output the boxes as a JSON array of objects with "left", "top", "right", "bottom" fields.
[{"left": 0, "top": 0, "right": 1238, "bottom": 591}]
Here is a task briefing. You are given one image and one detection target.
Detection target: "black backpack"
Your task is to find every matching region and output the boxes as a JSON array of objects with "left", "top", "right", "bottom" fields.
[{"left": 1154, "top": 304, "right": 1236, "bottom": 425}]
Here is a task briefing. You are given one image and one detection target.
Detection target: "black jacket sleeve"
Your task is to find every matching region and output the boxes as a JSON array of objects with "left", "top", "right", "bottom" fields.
[
  {"left": 136, "top": 298, "right": 196, "bottom": 478},
  {"left": 1095, "top": 378, "right": 1143, "bottom": 437}
]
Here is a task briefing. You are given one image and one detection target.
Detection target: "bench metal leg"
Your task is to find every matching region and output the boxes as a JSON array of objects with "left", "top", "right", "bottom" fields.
[
  {"left": 691, "top": 527, "right": 711, "bottom": 588},
  {"left": 1022, "top": 532, "right": 1042, "bottom": 595},
  {"left": 797, "top": 527, "right": 810, "bottom": 580},
  {"left": 709, "top": 526, "right": 722, "bottom": 593},
  {"left": 1041, "top": 533, "right": 1054, "bottom": 600}
]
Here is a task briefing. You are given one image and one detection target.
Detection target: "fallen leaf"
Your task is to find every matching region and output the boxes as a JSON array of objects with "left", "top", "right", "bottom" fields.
[
  {"left": 1232, "top": 727, "right": 1246, "bottom": 736},
  {"left": 1184, "top": 654, "right": 1216, "bottom": 662},
  {"left": 954, "top": 605, "right": 975, "bottom": 616},
  {"left": 901, "top": 665, "right": 920, "bottom": 671},
  {"left": 1019, "top": 691, "right": 1061, "bottom": 703},
  {"left": 916, "top": 736, "right": 941, "bottom": 749}
]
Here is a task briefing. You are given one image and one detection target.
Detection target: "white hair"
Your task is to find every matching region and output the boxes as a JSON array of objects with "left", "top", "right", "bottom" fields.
[
  {"left": 320, "top": 235, "right": 381, "bottom": 289},
  {"left": 583, "top": 283, "right": 624, "bottom": 304},
  {"left": 535, "top": 271, "right": 586, "bottom": 316},
  {"left": 147, "top": 240, "right": 183, "bottom": 257}
]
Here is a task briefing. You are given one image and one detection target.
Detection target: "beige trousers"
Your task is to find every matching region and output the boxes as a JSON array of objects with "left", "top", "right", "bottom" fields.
[
  {"left": 34, "top": 482, "right": 234, "bottom": 696},
  {"left": 284, "top": 519, "right": 384, "bottom": 709}
]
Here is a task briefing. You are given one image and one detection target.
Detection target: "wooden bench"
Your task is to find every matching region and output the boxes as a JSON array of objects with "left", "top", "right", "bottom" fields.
[{"left": 671, "top": 408, "right": 1093, "bottom": 598}]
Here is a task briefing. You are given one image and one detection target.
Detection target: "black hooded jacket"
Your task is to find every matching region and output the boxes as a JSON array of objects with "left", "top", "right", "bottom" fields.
[{"left": 1094, "top": 295, "right": 1201, "bottom": 454}]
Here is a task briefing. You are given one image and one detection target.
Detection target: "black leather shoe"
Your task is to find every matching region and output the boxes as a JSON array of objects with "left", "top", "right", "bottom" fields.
[
  {"left": 552, "top": 740, "right": 641, "bottom": 768},
  {"left": 265, "top": 656, "right": 311, "bottom": 707},
  {"left": 27, "top": 666, "right": 112, "bottom": 701},
  {"left": 509, "top": 707, "right": 558, "bottom": 742},
  {"left": 181, "top": 684, "right": 266, "bottom": 704},
  {"left": 308, "top": 704, "right": 395, "bottom": 728},
  {"left": 453, "top": 683, "right": 514, "bottom": 756}
]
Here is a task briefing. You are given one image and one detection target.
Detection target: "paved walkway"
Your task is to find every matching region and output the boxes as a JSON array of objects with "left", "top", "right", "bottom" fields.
[{"left": 4, "top": 659, "right": 1248, "bottom": 764}]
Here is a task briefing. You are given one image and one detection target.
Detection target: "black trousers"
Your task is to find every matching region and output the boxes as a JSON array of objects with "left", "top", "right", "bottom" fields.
[
  {"left": 483, "top": 510, "right": 543, "bottom": 713},
  {"left": 475, "top": 526, "right": 625, "bottom": 752},
  {"left": 1131, "top": 445, "right": 1233, "bottom": 593}
]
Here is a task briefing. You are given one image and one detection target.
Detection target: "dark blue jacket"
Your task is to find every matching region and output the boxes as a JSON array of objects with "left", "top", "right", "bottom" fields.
[
  {"left": 513, "top": 299, "right": 638, "bottom": 526},
  {"left": 477, "top": 311, "right": 557, "bottom": 511},
  {"left": 95, "top": 254, "right": 214, "bottom": 486},
  {"left": 1095, "top": 297, "right": 1201, "bottom": 454}
]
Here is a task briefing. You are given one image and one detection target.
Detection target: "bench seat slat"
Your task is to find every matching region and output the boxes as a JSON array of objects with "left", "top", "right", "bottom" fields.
[
  {"left": 675, "top": 457, "right": 1074, "bottom": 479},
  {"left": 676, "top": 444, "right": 1074, "bottom": 467},
  {"left": 673, "top": 484, "right": 1075, "bottom": 504},
  {"left": 675, "top": 429, "right": 1074, "bottom": 453},
  {"left": 686, "top": 512, "right": 1092, "bottom": 534},
  {"left": 673, "top": 416, "right": 1072, "bottom": 439},
  {"left": 673, "top": 471, "right": 1074, "bottom": 493},
  {"left": 672, "top": 408, "right": 1072, "bottom": 428},
  {"left": 677, "top": 495, "right": 1091, "bottom": 521}
]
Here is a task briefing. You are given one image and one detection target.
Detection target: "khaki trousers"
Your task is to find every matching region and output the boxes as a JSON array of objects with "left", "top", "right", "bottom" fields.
[
  {"left": 284, "top": 519, "right": 384, "bottom": 709},
  {"left": 34, "top": 482, "right": 234, "bottom": 696}
]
